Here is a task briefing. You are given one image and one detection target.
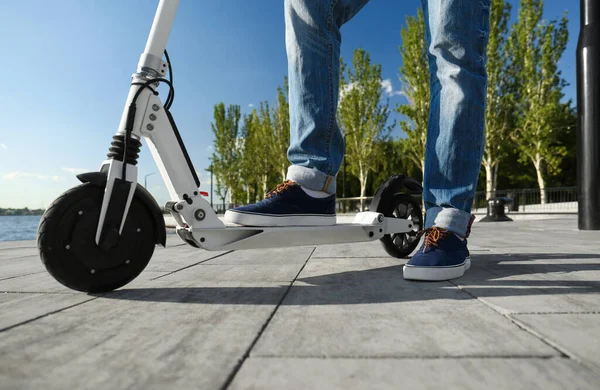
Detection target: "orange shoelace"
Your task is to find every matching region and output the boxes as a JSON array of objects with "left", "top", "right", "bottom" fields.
[
  {"left": 265, "top": 180, "right": 297, "bottom": 199},
  {"left": 416, "top": 226, "right": 450, "bottom": 252}
]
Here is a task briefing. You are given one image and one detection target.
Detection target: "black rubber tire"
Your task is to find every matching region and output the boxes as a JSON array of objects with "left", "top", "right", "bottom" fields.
[
  {"left": 37, "top": 182, "right": 156, "bottom": 293},
  {"left": 378, "top": 194, "right": 423, "bottom": 258}
]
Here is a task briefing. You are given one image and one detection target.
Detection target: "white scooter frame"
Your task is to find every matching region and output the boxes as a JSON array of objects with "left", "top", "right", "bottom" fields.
[{"left": 95, "top": 0, "right": 416, "bottom": 252}]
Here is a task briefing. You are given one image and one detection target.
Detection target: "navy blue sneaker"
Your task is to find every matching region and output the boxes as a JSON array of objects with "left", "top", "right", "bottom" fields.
[
  {"left": 403, "top": 227, "right": 471, "bottom": 281},
  {"left": 224, "top": 180, "right": 336, "bottom": 226}
]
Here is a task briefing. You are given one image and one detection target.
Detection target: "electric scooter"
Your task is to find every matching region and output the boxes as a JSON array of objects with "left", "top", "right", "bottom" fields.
[{"left": 37, "top": 0, "right": 424, "bottom": 293}]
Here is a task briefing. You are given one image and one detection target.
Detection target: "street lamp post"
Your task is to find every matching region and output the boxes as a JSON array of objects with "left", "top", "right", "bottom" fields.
[
  {"left": 577, "top": 0, "right": 600, "bottom": 230},
  {"left": 144, "top": 172, "right": 156, "bottom": 188}
]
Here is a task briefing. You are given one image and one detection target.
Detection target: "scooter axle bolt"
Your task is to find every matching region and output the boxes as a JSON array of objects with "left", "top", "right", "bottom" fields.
[
  {"left": 149, "top": 114, "right": 157, "bottom": 121},
  {"left": 65, "top": 244, "right": 70, "bottom": 250},
  {"left": 152, "top": 104, "right": 160, "bottom": 111},
  {"left": 194, "top": 209, "right": 206, "bottom": 221},
  {"left": 125, "top": 260, "right": 130, "bottom": 265},
  {"left": 378, "top": 214, "right": 384, "bottom": 223},
  {"left": 146, "top": 124, "right": 154, "bottom": 131},
  {"left": 176, "top": 204, "right": 184, "bottom": 210},
  {"left": 136, "top": 228, "right": 141, "bottom": 232},
  {"left": 78, "top": 210, "right": 83, "bottom": 215},
  {"left": 90, "top": 269, "right": 96, "bottom": 274}
]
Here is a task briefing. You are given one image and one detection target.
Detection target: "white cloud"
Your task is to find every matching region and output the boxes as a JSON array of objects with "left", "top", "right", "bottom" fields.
[
  {"left": 380, "top": 79, "right": 402, "bottom": 97},
  {"left": 0, "top": 144, "right": 7, "bottom": 149},
  {"left": 248, "top": 103, "right": 254, "bottom": 108},
  {"left": 62, "top": 167, "right": 89, "bottom": 174},
  {"left": 381, "top": 79, "right": 393, "bottom": 95},
  {"left": 3, "top": 172, "right": 64, "bottom": 181},
  {"left": 206, "top": 145, "right": 213, "bottom": 151},
  {"left": 340, "top": 79, "right": 402, "bottom": 101}
]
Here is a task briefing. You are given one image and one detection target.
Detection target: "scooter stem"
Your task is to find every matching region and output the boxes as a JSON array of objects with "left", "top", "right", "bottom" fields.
[{"left": 138, "top": 0, "right": 180, "bottom": 77}]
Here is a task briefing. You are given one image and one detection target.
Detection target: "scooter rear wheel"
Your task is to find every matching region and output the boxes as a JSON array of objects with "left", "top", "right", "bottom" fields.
[
  {"left": 378, "top": 194, "right": 423, "bottom": 258},
  {"left": 37, "top": 183, "right": 156, "bottom": 293}
]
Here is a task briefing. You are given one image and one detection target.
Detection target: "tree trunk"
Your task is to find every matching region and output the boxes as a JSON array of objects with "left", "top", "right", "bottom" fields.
[
  {"left": 493, "top": 162, "right": 499, "bottom": 193},
  {"left": 359, "top": 167, "right": 367, "bottom": 212},
  {"left": 246, "top": 186, "right": 251, "bottom": 205},
  {"left": 262, "top": 175, "right": 268, "bottom": 197},
  {"left": 534, "top": 157, "right": 547, "bottom": 205},
  {"left": 484, "top": 159, "right": 499, "bottom": 199},
  {"left": 281, "top": 168, "right": 286, "bottom": 183}
]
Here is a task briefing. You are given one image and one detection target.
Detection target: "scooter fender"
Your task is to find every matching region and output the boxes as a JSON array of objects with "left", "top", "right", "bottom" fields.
[
  {"left": 369, "top": 174, "right": 422, "bottom": 216},
  {"left": 76, "top": 171, "right": 167, "bottom": 247}
]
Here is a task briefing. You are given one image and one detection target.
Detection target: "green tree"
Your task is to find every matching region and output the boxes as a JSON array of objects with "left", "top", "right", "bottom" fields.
[
  {"left": 483, "top": 0, "right": 513, "bottom": 198},
  {"left": 397, "top": 8, "right": 429, "bottom": 175},
  {"left": 338, "top": 48, "right": 393, "bottom": 210},
  {"left": 507, "top": 0, "right": 569, "bottom": 203},
  {"left": 211, "top": 103, "right": 242, "bottom": 205},
  {"left": 256, "top": 101, "right": 277, "bottom": 195},
  {"left": 369, "top": 138, "right": 420, "bottom": 195},
  {"left": 239, "top": 109, "right": 265, "bottom": 203},
  {"left": 272, "top": 77, "right": 291, "bottom": 182}
]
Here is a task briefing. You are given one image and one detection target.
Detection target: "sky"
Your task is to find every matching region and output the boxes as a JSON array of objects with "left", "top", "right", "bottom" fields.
[{"left": 0, "top": 0, "right": 580, "bottom": 209}]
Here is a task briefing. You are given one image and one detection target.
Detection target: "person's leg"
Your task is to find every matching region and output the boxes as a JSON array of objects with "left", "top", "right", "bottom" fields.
[
  {"left": 225, "top": 0, "right": 370, "bottom": 227},
  {"left": 404, "top": 0, "right": 490, "bottom": 281},
  {"left": 422, "top": 0, "right": 489, "bottom": 237},
  {"left": 286, "top": 0, "right": 370, "bottom": 194}
]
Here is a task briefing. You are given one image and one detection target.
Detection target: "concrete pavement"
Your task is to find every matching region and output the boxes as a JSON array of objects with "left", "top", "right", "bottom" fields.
[{"left": 1, "top": 216, "right": 599, "bottom": 389}]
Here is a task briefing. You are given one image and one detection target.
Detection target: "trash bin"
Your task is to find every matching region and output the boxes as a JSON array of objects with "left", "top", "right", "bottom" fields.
[
  {"left": 480, "top": 197, "right": 513, "bottom": 222},
  {"left": 507, "top": 192, "right": 519, "bottom": 212}
]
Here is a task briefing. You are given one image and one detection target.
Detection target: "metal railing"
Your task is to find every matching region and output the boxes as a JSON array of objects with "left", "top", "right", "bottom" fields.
[
  {"left": 472, "top": 187, "right": 577, "bottom": 213},
  {"left": 336, "top": 196, "right": 374, "bottom": 214}
]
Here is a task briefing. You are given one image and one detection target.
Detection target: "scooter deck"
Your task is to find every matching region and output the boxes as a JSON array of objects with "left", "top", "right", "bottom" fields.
[{"left": 177, "top": 215, "right": 414, "bottom": 251}]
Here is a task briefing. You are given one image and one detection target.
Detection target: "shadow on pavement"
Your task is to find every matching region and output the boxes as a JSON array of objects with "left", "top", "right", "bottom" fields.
[{"left": 96, "top": 252, "right": 600, "bottom": 305}]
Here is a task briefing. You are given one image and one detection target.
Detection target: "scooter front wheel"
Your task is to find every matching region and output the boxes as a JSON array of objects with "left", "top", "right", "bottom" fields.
[{"left": 37, "top": 183, "right": 156, "bottom": 293}]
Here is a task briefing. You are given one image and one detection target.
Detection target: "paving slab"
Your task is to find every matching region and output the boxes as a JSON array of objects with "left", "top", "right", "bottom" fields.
[
  {"left": 311, "top": 240, "right": 395, "bottom": 258},
  {"left": 469, "top": 216, "right": 600, "bottom": 251},
  {"left": 0, "top": 269, "right": 170, "bottom": 293},
  {"left": 0, "top": 255, "right": 46, "bottom": 280},
  {"left": 153, "top": 248, "right": 313, "bottom": 283},
  {"left": 252, "top": 257, "right": 557, "bottom": 357},
  {"left": 230, "top": 357, "right": 600, "bottom": 390},
  {"left": 455, "top": 252, "right": 600, "bottom": 314},
  {"left": 512, "top": 313, "right": 600, "bottom": 372},
  {"left": 0, "top": 240, "right": 37, "bottom": 250},
  {"left": 155, "top": 263, "right": 305, "bottom": 283},
  {"left": 145, "top": 244, "right": 229, "bottom": 272},
  {"left": 0, "top": 292, "right": 94, "bottom": 330},
  {"left": 0, "top": 246, "right": 37, "bottom": 260},
  {"left": 0, "top": 282, "right": 286, "bottom": 390},
  {"left": 201, "top": 246, "right": 315, "bottom": 265}
]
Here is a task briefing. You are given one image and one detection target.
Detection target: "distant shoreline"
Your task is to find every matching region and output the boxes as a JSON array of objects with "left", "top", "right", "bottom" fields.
[{"left": 0, "top": 209, "right": 44, "bottom": 216}]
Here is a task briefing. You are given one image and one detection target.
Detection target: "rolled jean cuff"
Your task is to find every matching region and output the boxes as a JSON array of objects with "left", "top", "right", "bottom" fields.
[
  {"left": 287, "top": 165, "right": 336, "bottom": 194},
  {"left": 425, "top": 207, "right": 473, "bottom": 237}
]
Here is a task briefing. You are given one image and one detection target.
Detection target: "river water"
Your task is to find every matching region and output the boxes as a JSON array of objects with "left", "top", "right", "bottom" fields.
[{"left": 0, "top": 215, "right": 41, "bottom": 242}]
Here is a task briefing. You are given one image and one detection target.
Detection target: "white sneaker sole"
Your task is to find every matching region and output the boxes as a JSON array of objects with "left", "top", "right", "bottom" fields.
[
  {"left": 224, "top": 210, "right": 336, "bottom": 227},
  {"left": 403, "top": 257, "right": 471, "bottom": 281}
]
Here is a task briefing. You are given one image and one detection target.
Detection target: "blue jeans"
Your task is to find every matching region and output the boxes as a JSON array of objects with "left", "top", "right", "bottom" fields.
[{"left": 284, "top": 0, "right": 490, "bottom": 237}]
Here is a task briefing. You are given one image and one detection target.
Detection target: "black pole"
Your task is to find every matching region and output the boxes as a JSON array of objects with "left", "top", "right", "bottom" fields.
[
  {"left": 342, "top": 133, "right": 347, "bottom": 214},
  {"left": 577, "top": 0, "right": 600, "bottom": 230},
  {"left": 343, "top": 156, "right": 347, "bottom": 213}
]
